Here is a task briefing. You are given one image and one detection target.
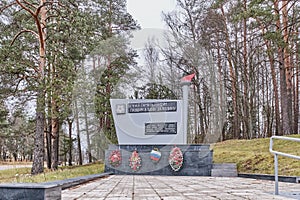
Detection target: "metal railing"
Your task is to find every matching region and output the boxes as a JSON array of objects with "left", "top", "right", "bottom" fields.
[{"left": 269, "top": 136, "right": 300, "bottom": 195}]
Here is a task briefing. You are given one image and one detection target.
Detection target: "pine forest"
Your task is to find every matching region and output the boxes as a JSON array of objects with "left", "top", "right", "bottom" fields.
[{"left": 0, "top": 0, "right": 299, "bottom": 174}]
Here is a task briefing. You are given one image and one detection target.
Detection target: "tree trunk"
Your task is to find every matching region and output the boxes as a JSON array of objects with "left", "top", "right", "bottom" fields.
[
  {"left": 279, "top": 58, "right": 290, "bottom": 135},
  {"left": 67, "top": 119, "right": 73, "bottom": 166},
  {"left": 217, "top": 39, "right": 225, "bottom": 141},
  {"left": 46, "top": 90, "right": 52, "bottom": 169},
  {"left": 193, "top": 86, "right": 198, "bottom": 143},
  {"left": 294, "top": 34, "right": 299, "bottom": 135},
  {"left": 83, "top": 101, "right": 92, "bottom": 163},
  {"left": 242, "top": 0, "right": 252, "bottom": 139},
  {"left": 46, "top": 62, "right": 52, "bottom": 169},
  {"left": 258, "top": 19, "right": 281, "bottom": 136},
  {"left": 282, "top": 0, "right": 293, "bottom": 134},
  {"left": 221, "top": 6, "right": 239, "bottom": 139},
  {"left": 274, "top": 0, "right": 290, "bottom": 135},
  {"left": 75, "top": 99, "right": 82, "bottom": 165},
  {"left": 31, "top": 0, "right": 47, "bottom": 175},
  {"left": 31, "top": 99, "right": 45, "bottom": 174},
  {"left": 270, "top": 56, "right": 281, "bottom": 136},
  {"left": 51, "top": 101, "right": 59, "bottom": 170},
  {"left": 195, "top": 76, "right": 205, "bottom": 142}
]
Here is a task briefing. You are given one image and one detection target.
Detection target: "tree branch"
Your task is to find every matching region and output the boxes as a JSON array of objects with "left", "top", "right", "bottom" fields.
[
  {"left": 21, "top": 0, "right": 37, "bottom": 10},
  {"left": 0, "top": 2, "right": 17, "bottom": 13},
  {"left": 15, "top": 0, "right": 35, "bottom": 17},
  {"left": 11, "top": 29, "right": 39, "bottom": 46},
  {"left": 35, "top": 4, "right": 43, "bottom": 16}
]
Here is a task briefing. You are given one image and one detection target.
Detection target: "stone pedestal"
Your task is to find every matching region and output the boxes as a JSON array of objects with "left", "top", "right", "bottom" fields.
[
  {"left": 105, "top": 144, "right": 213, "bottom": 176},
  {"left": 0, "top": 173, "right": 111, "bottom": 200},
  {"left": 0, "top": 183, "right": 61, "bottom": 200}
]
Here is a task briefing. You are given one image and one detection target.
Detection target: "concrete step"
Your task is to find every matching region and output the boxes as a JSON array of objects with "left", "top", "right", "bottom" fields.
[{"left": 211, "top": 163, "right": 238, "bottom": 177}]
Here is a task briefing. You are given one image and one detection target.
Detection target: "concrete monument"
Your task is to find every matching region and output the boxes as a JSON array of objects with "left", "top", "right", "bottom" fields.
[
  {"left": 105, "top": 74, "right": 213, "bottom": 176},
  {"left": 110, "top": 99, "right": 184, "bottom": 144}
]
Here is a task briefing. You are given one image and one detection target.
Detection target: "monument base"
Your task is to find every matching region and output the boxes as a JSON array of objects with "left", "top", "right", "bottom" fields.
[{"left": 104, "top": 144, "right": 213, "bottom": 176}]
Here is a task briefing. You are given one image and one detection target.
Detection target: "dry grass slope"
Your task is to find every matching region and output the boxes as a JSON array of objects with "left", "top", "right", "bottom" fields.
[
  {"left": 0, "top": 162, "right": 104, "bottom": 183},
  {"left": 213, "top": 134, "right": 300, "bottom": 176}
]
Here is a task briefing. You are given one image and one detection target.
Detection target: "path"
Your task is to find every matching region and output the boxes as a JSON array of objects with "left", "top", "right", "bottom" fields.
[{"left": 62, "top": 175, "right": 300, "bottom": 200}]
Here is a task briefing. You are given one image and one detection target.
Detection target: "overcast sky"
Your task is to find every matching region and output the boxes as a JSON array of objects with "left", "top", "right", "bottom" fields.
[
  {"left": 127, "top": 0, "right": 176, "bottom": 29},
  {"left": 126, "top": 0, "right": 177, "bottom": 50}
]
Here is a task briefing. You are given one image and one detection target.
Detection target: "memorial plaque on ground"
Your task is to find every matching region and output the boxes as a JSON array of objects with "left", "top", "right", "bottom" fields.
[{"left": 110, "top": 99, "right": 184, "bottom": 144}]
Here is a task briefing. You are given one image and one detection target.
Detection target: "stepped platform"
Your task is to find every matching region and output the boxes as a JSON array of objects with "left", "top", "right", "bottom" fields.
[
  {"left": 63, "top": 175, "right": 300, "bottom": 200},
  {"left": 211, "top": 163, "right": 238, "bottom": 177}
]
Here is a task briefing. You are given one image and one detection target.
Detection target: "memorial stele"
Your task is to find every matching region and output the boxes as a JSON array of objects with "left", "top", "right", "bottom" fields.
[
  {"left": 110, "top": 99, "right": 184, "bottom": 144},
  {"left": 110, "top": 73, "right": 195, "bottom": 145}
]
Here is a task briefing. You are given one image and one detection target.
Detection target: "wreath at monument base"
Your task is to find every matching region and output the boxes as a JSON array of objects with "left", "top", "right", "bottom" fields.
[
  {"left": 109, "top": 150, "right": 121, "bottom": 167},
  {"left": 129, "top": 150, "right": 142, "bottom": 172},
  {"left": 168, "top": 146, "right": 183, "bottom": 171}
]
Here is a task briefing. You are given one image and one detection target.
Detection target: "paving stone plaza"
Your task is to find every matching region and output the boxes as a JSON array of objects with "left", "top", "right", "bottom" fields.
[{"left": 62, "top": 175, "right": 300, "bottom": 200}]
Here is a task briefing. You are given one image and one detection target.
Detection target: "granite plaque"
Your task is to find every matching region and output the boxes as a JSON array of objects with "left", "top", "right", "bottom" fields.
[{"left": 145, "top": 122, "right": 177, "bottom": 135}]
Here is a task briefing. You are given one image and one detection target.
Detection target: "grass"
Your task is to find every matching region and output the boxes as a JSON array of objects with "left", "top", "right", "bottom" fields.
[
  {"left": 1, "top": 135, "right": 300, "bottom": 183},
  {"left": 212, "top": 134, "right": 300, "bottom": 176},
  {"left": 0, "top": 162, "right": 104, "bottom": 183}
]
